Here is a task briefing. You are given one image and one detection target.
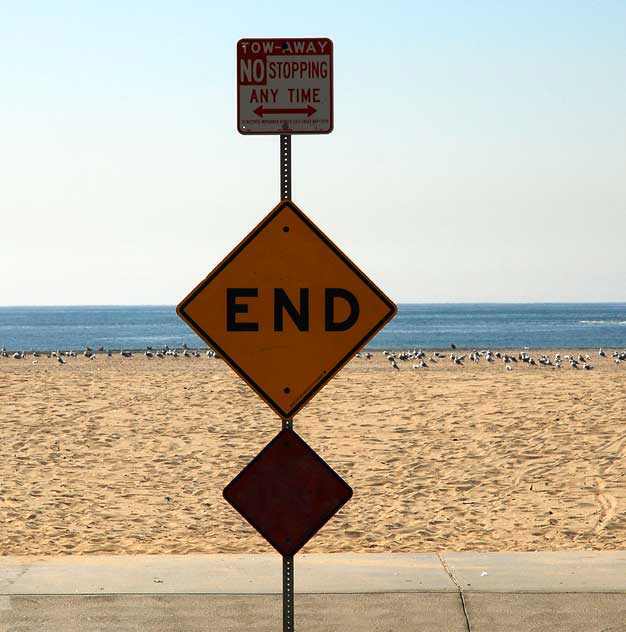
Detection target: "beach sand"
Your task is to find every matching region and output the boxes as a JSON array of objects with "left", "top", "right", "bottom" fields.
[{"left": 1, "top": 351, "right": 625, "bottom": 556}]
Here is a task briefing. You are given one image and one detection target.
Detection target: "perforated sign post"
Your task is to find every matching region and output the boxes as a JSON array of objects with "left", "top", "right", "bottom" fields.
[{"left": 177, "top": 37, "right": 396, "bottom": 632}]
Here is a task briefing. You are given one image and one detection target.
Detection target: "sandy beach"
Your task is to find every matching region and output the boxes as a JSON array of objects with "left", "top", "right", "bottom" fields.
[{"left": 1, "top": 351, "right": 625, "bottom": 556}]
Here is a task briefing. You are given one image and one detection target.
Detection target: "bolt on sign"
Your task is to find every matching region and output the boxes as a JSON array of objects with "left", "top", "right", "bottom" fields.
[
  {"left": 237, "top": 38, "right": 333, "bottom": 135},
  {"left": 177, "top": 199, "right": 397, "bottom": 419}
]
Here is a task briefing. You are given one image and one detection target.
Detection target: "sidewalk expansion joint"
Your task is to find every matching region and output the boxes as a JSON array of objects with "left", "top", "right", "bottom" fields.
[{"left": 437, "top": 552, "right": 472, "bottom": 632}]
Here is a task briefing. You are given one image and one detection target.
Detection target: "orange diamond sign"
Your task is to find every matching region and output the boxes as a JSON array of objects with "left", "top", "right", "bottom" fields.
[{"left": 177, "top": 200, "right": 396, "bottom": 418}]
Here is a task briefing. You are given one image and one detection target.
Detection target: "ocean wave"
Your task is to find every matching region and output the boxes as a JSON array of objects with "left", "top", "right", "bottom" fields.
[{"left": 578, "top": 320, "right": 626, "bottom": 325}]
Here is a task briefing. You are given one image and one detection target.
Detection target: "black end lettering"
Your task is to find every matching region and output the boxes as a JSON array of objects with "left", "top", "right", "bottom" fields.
[
  {"left": 274, "top": 288, "right": 309, "bottom": 331},
  {"left": 226, "top": 288, "right": 259, "bottom": 331},
  {"left": 325, "top": 289, "right": 359, "bottom": 331}
]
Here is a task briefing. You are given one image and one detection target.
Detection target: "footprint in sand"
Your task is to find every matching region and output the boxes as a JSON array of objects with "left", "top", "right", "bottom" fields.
[{"left": 588, "top": 476, "right": 618, "bottom": 532}]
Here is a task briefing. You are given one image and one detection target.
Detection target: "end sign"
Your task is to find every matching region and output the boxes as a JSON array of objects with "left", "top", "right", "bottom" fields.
[
  {"left": 238, "top": 38, "right": 333, "bottom": 135},
  {"left": 177, "top": 200, "right": 396, "bottom": 419}
]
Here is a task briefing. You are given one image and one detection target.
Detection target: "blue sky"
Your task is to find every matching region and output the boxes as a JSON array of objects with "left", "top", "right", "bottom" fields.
[{"left": 2, "top": 1, "right": 625, "bottom": 304}]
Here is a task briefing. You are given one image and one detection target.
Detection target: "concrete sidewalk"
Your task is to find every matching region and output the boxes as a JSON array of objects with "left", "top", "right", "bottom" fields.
[{"left": 1, "top": 552, "right": 625, "bottom": 631}]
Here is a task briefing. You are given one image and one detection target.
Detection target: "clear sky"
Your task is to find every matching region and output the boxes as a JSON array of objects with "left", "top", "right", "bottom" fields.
[{"left": 1, "top": 1, "right": 625, "bottom": 305}]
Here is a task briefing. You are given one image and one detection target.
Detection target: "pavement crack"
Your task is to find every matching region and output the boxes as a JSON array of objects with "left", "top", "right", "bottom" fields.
[{"left": 437, "top": 552, "right": 472, "bottom": 632}]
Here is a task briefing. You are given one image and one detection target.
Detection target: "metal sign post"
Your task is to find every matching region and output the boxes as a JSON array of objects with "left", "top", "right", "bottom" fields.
[
  {"left": 281, "top": 132, "right": 292, "bottom": 631},
  {"left": 281, "top": 135, "right": 291, "bottom": 200},
  {"left": 283, "top": 554, "right": 294, "bottom": 632},
  {"left": 283, "top": 413, "right": 294, "bottom": 632}
]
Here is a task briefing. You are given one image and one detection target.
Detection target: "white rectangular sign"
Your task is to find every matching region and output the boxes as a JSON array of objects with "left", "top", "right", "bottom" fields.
[{"left": 237, "top": 38, "right": 333, "bottom": 135}]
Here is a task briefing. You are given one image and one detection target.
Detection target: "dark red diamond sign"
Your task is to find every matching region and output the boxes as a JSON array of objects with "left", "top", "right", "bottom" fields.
[{"left": 223, "top": 428, "right": 352, "bottom": 556}]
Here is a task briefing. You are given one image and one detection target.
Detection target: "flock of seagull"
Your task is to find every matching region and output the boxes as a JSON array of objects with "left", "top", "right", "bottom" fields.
[
  {"left": 0, "top": 344, "right": 217, "bottom": 365},
  {"left": 2, "top": 344, "right": 626, "bottom": 371},
  {"left": 364, "top": 347, "right": 626, "bottom": 371}
]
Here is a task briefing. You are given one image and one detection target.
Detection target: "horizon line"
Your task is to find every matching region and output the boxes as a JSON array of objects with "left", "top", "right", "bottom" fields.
[{"left": 2, "top": 301, "right": 626, "bottom": 308}]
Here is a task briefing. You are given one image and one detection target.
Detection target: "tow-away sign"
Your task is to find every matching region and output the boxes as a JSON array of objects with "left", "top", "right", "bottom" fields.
[{"left": 237, "top": 38, "right": 333, "bottom": 135}]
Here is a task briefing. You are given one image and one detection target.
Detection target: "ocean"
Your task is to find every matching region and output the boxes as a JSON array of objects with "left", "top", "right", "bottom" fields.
[{"left": 1, "top": 304, "right": 626, "bottom": 352}]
